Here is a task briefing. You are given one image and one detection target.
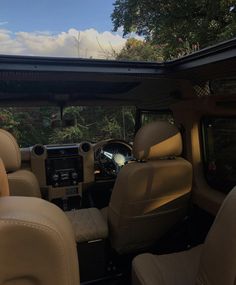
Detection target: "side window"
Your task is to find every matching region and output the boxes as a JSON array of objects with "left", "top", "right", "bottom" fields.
[
  {"left": 202, "top": 117, "right": 236, "bottom": 193},
  {"left": 136, "top": 109, "right": 174, "bottom": 132},
  {"left": 141, "top": 111, "right": 174, "bottom": 126}
]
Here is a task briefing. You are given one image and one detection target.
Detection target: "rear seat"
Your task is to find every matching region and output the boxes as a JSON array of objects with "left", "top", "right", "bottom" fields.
[
  {"left": 132, "top": 246, "right": 202, "bottom": 285},
  {"left": 132, "top": 186, "right": 236, "bottom": 285},
  {"left": 0, "top": 158, "right": 9, "bottom": 196}
]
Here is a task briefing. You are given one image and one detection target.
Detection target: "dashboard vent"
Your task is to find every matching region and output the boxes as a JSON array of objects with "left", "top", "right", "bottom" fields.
[
  {"left": 80, "top": 142, "right": 91, "bottom": 153},
  {"left": 33, "top": 145, "right": 45, "bottom": 156}
]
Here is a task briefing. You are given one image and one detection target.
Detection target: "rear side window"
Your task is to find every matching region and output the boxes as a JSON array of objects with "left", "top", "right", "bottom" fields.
[
  {"left": 202, "top": 117, "right": 236, "bottom": 193},
  {"left": 141, "top": 111, "right": 174, "bottom": 126},
  {"left": 135, "top": 109, "right": 174, "bottom": 133}
]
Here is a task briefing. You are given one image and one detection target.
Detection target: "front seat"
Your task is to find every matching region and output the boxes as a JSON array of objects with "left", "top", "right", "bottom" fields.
[
  {"left": 0, "top": 157, "right": 80, "bottom": 285},
  {"left": 105, "top": 121, "right": 192, "bottom": 253},
  {"left": 68, "top": 121, "right": 192, "bottom": 254},
  {"left": 0, "top": 157, "right": 10, "bottom": 197},
  {"left": 132, "top": 186, "right": 236, "bottom": 285},
  {"left": 0, "top": 129, "right": 41, "bottom": 197},
  {"left": 0, "top": 128, "right": 109, "bottom": 256}
]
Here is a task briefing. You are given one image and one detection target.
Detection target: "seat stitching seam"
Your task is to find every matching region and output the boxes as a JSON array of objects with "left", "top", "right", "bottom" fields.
[{"left": 0, "top": 219, "right": 71, "bottom": 284}]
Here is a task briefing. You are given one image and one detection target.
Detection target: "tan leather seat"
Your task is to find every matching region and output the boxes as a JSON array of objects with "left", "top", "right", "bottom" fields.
[
  {"left": 106, "top": 121, "right": 192, "bottom": 253},
  {"left": 0, "top": 157, "right": 80, "bottom": 285},
  {"left": 0, "top": 129, "right": 107, "bottom": 246},
  {"left": 0, "top": 129, "right": 41, "bottom": 197},
  {"left": 0, "top": 158, "right": 10, "bottom": 197},
  {"left": 132, "top": 186, "right": 236, "bottom": 285},
  {"left": 67, "top": 122, "right": 192, "bottom": 252}
]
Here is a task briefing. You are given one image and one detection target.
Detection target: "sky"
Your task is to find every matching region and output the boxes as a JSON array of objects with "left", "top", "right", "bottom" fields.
[{"left": 0, "top": 0, "right": 135, "bottom": 59}]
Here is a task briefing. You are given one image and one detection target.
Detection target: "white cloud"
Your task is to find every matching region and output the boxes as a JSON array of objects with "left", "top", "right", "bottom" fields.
[{"left": 0, "top": 28, "right": 129, "bottom": 59}]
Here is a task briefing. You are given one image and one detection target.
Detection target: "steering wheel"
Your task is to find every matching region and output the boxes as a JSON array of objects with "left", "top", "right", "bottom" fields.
[{"left": 96, "top": 140, "right": 133, "bottom": 177}]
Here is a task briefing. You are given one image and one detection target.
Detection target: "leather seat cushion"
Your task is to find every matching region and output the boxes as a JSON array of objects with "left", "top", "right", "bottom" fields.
[
  {"left": 132, "top": 245, "right": 202, "bottom": 285},
  {"left": 0, "top": 129, "right": 21, "bottom": 172},
  {"left": 66, "top": 207, "right": 108, "bottom": 243},
  {"left": 0, "top": 196, "right": 80, "bottom": 285},
  {"left": 0, "top": 159, "right": 9, "bottom": 197},
  {"left": 8, "top": 169, "right": 41, "bottom": 197},
  {"left": 133, "top": 121, "right": 182, "bottom": 161}
]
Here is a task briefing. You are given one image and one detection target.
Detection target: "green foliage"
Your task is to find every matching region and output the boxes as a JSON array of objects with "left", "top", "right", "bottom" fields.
[
  {"left": 50, "top": 126, "right": 83, "bottom": 144},
  {"left": 101, "top": 117, "right": 122, "bottom": 138},
  {"left": 112, "top": 0, "right": 236, "bottom": 59},
  {"left": 0, "top": 107, "right": 58, "bottom": 147},
  {"left": 0, "top": 106, "right": 136, "bottom": 147},
  {"left": 0, "top": 108, "right": 20, "bottom": 139},
  {"left": 116, "top": 38, "right": 163, "bottom": 61}
]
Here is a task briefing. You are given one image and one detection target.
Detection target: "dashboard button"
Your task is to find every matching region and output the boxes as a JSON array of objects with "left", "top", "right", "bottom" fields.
[
  {"left": 71, "top": 172, "right": 78, "bottom": 180},
  {"left": 52, "top": 173, "right": 59, "bottom": 181}
]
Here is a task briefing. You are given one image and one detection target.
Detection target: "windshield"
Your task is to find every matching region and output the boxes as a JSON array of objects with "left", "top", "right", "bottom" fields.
[
  {"left": 1, "top": 1, "right": 236, "bottom": 62},
  {"left": 0, "top": 106, "right": 136, "bottom": 147}
]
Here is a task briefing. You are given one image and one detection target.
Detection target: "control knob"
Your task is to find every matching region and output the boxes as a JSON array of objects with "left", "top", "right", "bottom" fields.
[
  {"left": 71, "top": 172, "right": 78, "bottom": 180},
  {"left": 52, "top": 173, "right": 59, "bottom": 182}
]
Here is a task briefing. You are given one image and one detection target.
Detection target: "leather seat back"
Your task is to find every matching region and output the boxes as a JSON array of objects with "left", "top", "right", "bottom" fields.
[
  {"left": 0, "top": 129, "right": 41, "bottom": 197},
  {"left": 108, "top": 121, "right": 192, "bottom": 253},
  {"left": 0, "top": 158, "right": 80, "bottom": 285},
  {"left": 196, "top": 186, "right": 236, "bottom": 285},
  {"left": 0, "top": 158, "right": 9, "bottom": 197}
]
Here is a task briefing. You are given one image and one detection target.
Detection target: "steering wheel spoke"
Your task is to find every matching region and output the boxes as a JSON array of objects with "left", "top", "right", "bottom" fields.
[{"left": 97, "top": 140, "right": 133, "bottom": 177}]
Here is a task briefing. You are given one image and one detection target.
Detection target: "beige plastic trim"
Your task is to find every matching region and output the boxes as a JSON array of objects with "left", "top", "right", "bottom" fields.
[{"left": 172, "top": 94, "right": 236, "bottom": 215}]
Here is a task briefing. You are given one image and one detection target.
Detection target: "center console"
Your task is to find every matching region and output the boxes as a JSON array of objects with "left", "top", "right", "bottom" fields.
[
  {"left": 31, "top": 142, "right": 94, "bottom": 210},
  {"left": 30, "top": 143, "right": 109, "bottom": 283},
  {"left": 45, "top": 146, "right": 83, "bottom": 188}
]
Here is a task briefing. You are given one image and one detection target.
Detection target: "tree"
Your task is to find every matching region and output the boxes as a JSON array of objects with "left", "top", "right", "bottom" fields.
[
  {"left": 116, "top": 38, "right": 163, "bottom": 61},
  {"left": 0, "top": 109, "right": 20, "bottom": 139},
  {"left": 0, "top": 105, "right": 136, "bottom": 147},
  {"left": 0, "top": 107, "right": 59, "bottom": 147},
  {"left": 112, "top": 0, "right": 236, "bottom": 59}
]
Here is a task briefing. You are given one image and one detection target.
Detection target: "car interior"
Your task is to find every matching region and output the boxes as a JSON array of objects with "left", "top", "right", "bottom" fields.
[{"left": 0, "top": 39, "right": 236, "bottom": 285}]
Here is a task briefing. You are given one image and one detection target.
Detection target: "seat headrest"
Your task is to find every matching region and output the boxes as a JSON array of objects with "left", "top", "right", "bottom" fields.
[
  {"left": 0, "top": 158, "right": 9, "bottom": 197},
  {"left": 0, "top": 129, "right": 21, "bottom": 172},
  {"left": 133, "top": 121, "right": 182, "bottom": 161}
]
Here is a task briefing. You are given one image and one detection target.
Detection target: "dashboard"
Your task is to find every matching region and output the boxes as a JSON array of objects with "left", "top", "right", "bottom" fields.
[{"left": 25, "top": 140, "right": 132, "bottom": 206}]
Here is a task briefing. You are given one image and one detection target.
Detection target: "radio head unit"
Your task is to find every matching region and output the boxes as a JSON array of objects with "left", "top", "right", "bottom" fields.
[{"left": 45, "top": 146, "right": 83, "bottom": 187}]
